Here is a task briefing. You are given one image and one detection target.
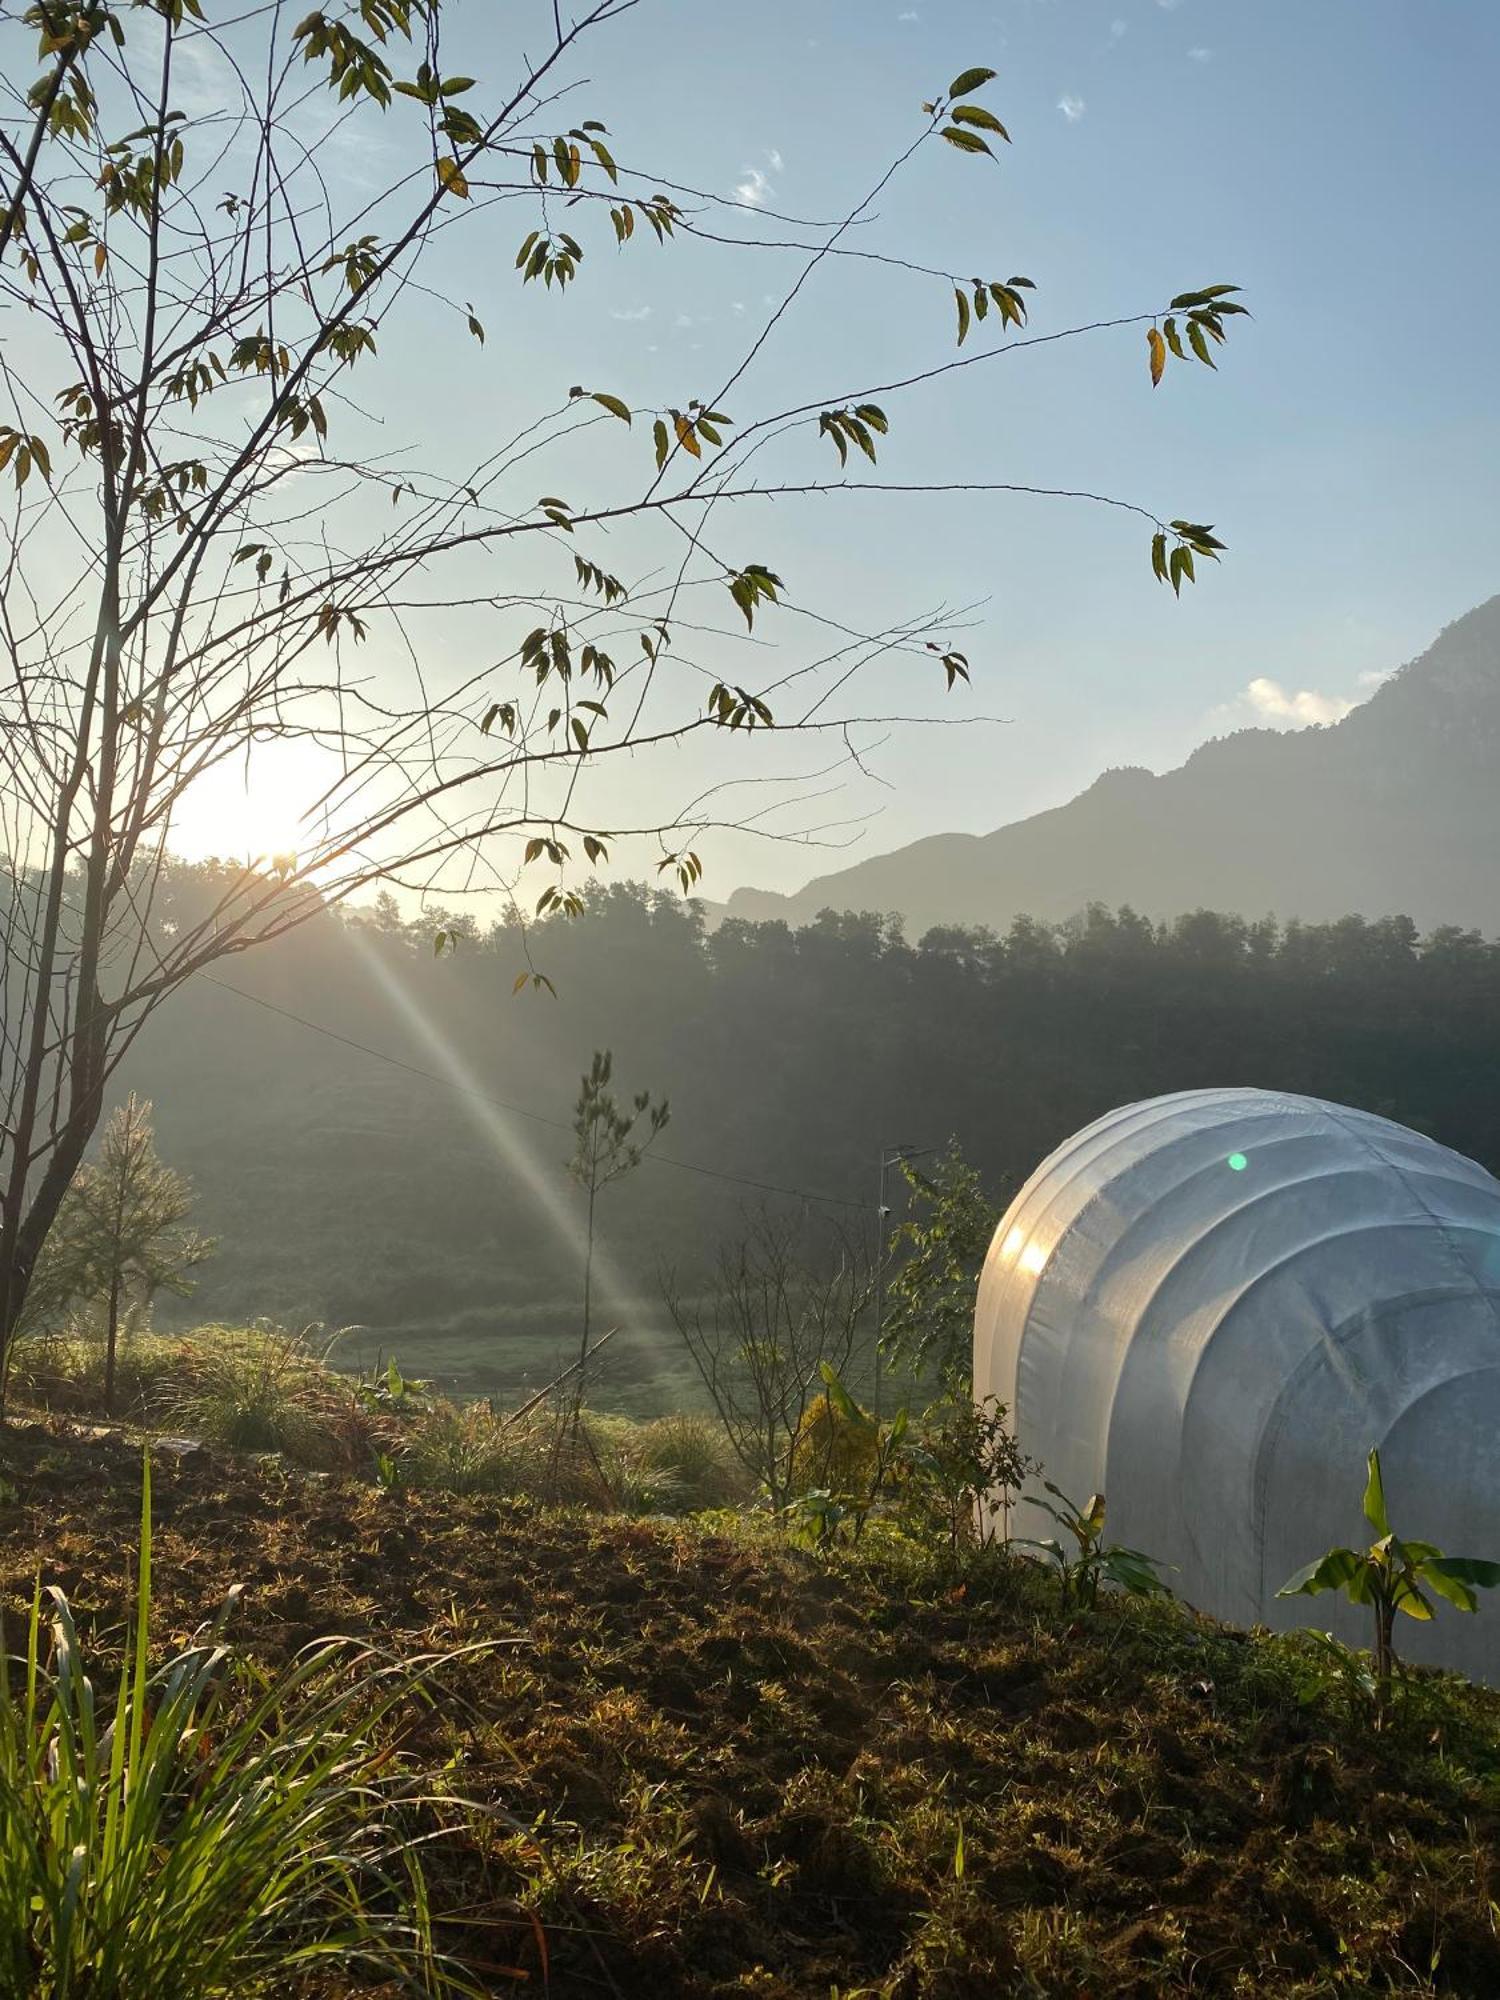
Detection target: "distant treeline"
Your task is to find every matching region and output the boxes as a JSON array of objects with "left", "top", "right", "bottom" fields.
[{"left": 98, "top": 869, "right": 1500, "bottom": 1394}]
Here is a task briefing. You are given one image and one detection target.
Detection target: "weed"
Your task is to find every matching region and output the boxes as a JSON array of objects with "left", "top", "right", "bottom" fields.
[{"left": 1019, "top": 1482, "right": 1169, "bottom": 1611}]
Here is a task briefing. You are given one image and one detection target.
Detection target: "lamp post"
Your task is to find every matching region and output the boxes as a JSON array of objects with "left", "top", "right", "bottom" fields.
[{"left": 874, "top": 1144, "right": 932, "bottom": 1419}]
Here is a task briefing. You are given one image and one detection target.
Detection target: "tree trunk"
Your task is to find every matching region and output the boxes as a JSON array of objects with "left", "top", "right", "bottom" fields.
[
  {"left": 0, "top": 1115, "right": 97, "bottom": 1414},
  {"left": 105, "top": 1271, "right": 122, "bottom": 1418},
  {"left": 1374, "top": 1597, "right": 1396, "bottom": 1726},
  {"left": 575, "top": 1179, "right": 597, "bottom": 1414}
]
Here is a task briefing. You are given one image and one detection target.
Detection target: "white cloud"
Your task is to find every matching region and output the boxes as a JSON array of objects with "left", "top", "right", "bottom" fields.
[
  {"left": 608, "top": 305, "right": 651, "bottom": 323},
  {"left": 898, "top": 9, "right": 920, "bottom": 20},
  {"left": 1188, "top": 45, "right": 1212, "bottom": 62},
  {"left": 1057, "top": 94, "right": 1087, "bottom": 122},
  {"left": 1156, "top": 0, "right": 1186, "bottom": 10},
  {"left": 732, "top": 150, "right": 782, "bottom": 207},
  {"left": 1110, "top": 18, "right": 1128, "bottom": 38},
  {"left": 1244, "top": 677, "right": 1353, "bottom": 728},
  {"left": 1357, "top": 667, "right": 1393, "bottom": 688},
  {"left": 175, "top": 35, "right": 240, "bottom": 119}
]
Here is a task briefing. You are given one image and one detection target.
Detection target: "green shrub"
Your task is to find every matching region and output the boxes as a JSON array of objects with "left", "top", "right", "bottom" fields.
[
  {"left": 0, "top": 1459, "right": 475, "bottom": 1998},
  {"left": 790, "top": 1381, "right": 879, "bottom": 1499}
]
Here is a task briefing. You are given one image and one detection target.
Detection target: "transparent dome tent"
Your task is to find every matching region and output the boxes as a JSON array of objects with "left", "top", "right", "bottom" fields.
[{"left": 973, "top": 1088, "right": 1500, "bottom": 1682}]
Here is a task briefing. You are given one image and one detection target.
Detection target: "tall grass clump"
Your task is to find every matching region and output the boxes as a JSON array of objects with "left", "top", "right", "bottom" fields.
[
  {"left": 0, "top": 1457, "right": 475, "bottom": 1998},
  {"left": 5, "top": 1324, "right": 186, "bottom": 1420},
  {"left": 162, "top": 1322, "right": 368, "bottom": 1466},
  {"left": 626, "top": 1412, "right": 753, "bottom": 1511}
]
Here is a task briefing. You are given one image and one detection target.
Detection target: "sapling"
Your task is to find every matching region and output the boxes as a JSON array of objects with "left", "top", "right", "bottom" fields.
[
  {"left": 1278, "top": 1447, "right": 1500, "bottom": 1720},
  {"left": 1019, "top": 1482, "right": 1169, "bottom": 1612}
]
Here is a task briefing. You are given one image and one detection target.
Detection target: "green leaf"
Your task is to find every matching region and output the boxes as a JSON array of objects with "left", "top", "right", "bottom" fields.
[
  {"left": 950, "top": 105, "right": 1010, "bottom": 140},
  {"left": 1150, "top": 531, "right": 1169, "bottom": 583},
  {"left": 940, "top": 126, "right": 994, "bottom": 156},
  {"left": 591, "top": 392, "right": 632, "bottom": 424},
  {"left": 948, "top": 66, "right": 998, "bottom": 97},
  {"left": 954, "top": 286, "right": 971, "bottom": 347},
  {"left": 1394, "top": 1585, "right": 1435, "bottom": 1622},
  {"left": 1419, "top": 1567, "right": 1479, "bottom": 1615},
  {"left": 818, "top": 1360, "right": 863, "bottom": 1426},
  {"left": 436, "top": 157, "right": 469, "bottom": 200},
  {"left": 1278, "top": 1548, "right": 1363, "bottom": 1597},
  {"left": 1188, "top": 319, "right": 1215, "bottom": 368},
  {"left": 1101, "top": 1548, "right": 1168, "bottom": 1598},
  {"left": 1420, "top": 1556, "right": 1500, "bottom": 1614},
  {"left": 652, "top": 417, "right": 669, "bottom": 470},
  {"left": 1362, "top": 1448, "right": 1391, "bottom": 1536}
]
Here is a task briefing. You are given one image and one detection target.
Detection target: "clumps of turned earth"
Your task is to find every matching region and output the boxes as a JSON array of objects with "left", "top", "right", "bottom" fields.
[{"left": 4, "top": 1416, "right": 1500, "bottom": 1997}]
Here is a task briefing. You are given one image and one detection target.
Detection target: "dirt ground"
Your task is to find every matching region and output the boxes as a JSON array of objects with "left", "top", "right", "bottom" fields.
[{"left": 4, "top": 1416, "right": 1500, "bottom": 1998}]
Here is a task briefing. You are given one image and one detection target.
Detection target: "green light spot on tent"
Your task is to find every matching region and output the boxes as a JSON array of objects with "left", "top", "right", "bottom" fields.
[{"left": 1227, "top": 1152, "right": 1248, "bottom": 1172}]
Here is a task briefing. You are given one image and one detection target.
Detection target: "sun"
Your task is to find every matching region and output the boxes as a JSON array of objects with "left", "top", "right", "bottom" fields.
[{"left": 166, "top": 740, "right": 347, "bottom": 870}]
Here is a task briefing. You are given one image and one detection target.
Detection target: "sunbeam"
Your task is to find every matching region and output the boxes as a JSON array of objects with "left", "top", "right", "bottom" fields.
[{"left": 346, "top": 928, "right": 666, "bottom": 1398}]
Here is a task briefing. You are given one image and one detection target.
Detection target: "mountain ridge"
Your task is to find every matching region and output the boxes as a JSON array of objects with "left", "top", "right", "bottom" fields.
[{"left": 724, "top": 596, "right": 1500, "bottom": 937}]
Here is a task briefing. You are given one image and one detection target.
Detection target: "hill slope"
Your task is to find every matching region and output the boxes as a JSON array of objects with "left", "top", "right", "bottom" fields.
[
  {"left": 6, "top": 1418, "right": 1500, "bottom": 1996},
  {"left": 726, "top": 597, "right": 1500, "bottom": 936}
]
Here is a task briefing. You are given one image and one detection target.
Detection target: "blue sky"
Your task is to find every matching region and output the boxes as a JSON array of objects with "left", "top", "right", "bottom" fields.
[
  {"left": 23, "top": 0, "right": 1488, "bottom": 901},
  {"left": 447, "top": 0, "right": 1495, "bottom": 894}
]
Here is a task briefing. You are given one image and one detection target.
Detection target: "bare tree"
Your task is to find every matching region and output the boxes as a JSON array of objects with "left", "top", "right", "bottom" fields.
[
  {"left": 0, "top": 0, "right": 1245, "bottom": 1393},
  {"left": 663, "top": 1212, "right": 870, "bottom": 1511}
]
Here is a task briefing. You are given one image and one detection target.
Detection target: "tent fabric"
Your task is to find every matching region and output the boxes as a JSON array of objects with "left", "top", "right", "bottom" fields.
[{"left": 973, "top": 1087, "right": 1500, "bottom": 1682}]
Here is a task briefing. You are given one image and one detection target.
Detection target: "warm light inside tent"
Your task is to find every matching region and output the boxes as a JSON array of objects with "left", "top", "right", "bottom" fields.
[{"left": 1019, "top": 1240, "right": 1048, "bottom": 1276}]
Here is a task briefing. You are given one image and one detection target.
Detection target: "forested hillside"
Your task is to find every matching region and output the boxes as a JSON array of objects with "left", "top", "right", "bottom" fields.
[{"left": 115, "top": 877, "right": 1500, "bottom": 1405}]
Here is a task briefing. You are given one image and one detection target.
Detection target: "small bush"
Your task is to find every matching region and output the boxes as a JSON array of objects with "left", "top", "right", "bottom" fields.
[{"left": 790, "top": 1383, "right": 879, "bottom": 1499}]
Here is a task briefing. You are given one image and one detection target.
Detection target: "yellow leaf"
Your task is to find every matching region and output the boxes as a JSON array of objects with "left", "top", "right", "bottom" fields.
[
  {"left": 437, "top": 157, "right": 470, "bottom": 200},
  {"left": 1148, "top": 325, "right": 1166, "bottom": 388}
]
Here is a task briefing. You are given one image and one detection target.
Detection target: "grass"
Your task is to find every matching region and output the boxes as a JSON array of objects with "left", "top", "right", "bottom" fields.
[
  {"left": 0, "top": 1453, "right": 479, "bottom": 1999},
  {"left": 3, "top": 1418, "right": 1500, "bottom": 1996},
  {"left": 6, "top": 1323, "right": 751, "bottom": 1512}
]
